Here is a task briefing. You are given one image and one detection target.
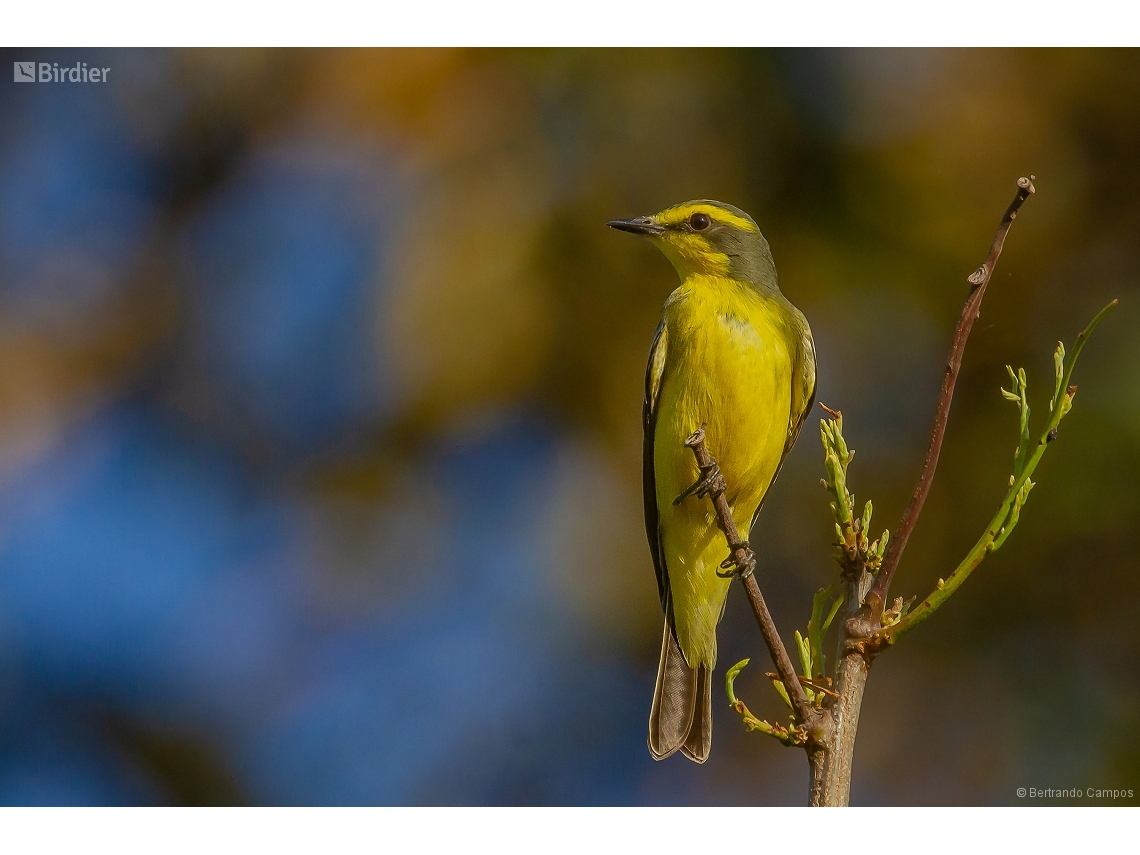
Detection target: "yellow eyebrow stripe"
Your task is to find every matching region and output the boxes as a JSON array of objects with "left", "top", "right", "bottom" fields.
[{"left": 657, "top": 204, "right": 759, "bottom": 233}]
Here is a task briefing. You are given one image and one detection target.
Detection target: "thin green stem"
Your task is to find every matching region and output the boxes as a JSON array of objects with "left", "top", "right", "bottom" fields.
[
  {"left": 725, "top": 659, "right": 805, "bottom": 747},
  {"left": 879, "top": 299, "right": 1117, "bottom": 644}
]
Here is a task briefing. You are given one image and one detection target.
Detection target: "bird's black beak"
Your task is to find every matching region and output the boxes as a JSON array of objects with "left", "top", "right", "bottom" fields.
[{"left": 606, "top": 216, "right": 665, "bottom": 236}]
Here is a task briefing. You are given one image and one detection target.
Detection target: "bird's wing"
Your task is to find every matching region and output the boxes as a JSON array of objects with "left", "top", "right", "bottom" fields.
[
  {"left": 643, "top": 319, "right": 670, "bottom": 613},
  {"left": 784, "top": 321, "right": 818, "bottom": 459},
  {"left": 750, "top": 318, "right": 817, "bottom": 533}
]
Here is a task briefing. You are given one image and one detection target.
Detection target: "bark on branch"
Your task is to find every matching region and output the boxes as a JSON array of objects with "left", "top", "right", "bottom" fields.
[
  {"left": 863, "top": 176, "right": 1036, "bottom": 622},
  {"left": 680, "top": 427, "right": 827, "bottom": 745}
]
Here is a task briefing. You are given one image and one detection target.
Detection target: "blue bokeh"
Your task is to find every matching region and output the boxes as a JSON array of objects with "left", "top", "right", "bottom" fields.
[
  {"left": 177, "top": 137, "right": 403, "bottom": 453},
  {"left": 0, "top": 56, "right": 161, "bottom": 317},
  {"left": 0, "top": 399, "right": 653, "bottom": 803}
]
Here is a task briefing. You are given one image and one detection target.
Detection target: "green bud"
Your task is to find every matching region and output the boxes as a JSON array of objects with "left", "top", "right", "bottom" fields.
[{"left": 1051, "top": 342, "right": 1065, "bottom": 410}]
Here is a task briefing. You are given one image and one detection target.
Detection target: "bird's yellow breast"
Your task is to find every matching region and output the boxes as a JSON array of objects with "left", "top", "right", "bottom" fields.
[{"left": 654, "top": 274, "right": 795, "bottom": 668}]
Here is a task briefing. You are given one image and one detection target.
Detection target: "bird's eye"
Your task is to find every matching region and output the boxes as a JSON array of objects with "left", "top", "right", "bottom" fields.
[{"left": 689, "top": 213, "right": 711, "bottom": 231}]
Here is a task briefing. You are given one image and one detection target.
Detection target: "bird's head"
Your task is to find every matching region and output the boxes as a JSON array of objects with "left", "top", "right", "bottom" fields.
[{"left": 607, "top": 200, "right": 778, "bottom": 289}]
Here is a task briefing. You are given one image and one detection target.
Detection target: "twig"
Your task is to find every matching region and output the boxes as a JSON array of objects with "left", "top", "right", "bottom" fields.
[
  {"left": 874, "top": 298, "right": 1117, "bottom": 646},
  {"left": 764, "top": 672, "right": 841, "bottom": 700},
  {"left": 864, "top": 176, "right": 1036, "bottom": 621},
  {"left": 726, "top": 660, "right": 806, "bottom": 746},
  {"left": 680, "top": 427, "right": 822, "bottom": 735}
]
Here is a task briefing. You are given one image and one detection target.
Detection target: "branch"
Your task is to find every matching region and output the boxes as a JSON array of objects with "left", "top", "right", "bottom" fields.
[
  {"left": 864, "top": 176, "right": 1037, "bottom": 621},
  {"left": 725, "top": 659, "right": 806, "bottom": 747},
  {"left": 875, "top": 298, "right": 1117, "bottom": 645},
  {"left": 680, "top": 427, "right": 823, "bottom": 736}
]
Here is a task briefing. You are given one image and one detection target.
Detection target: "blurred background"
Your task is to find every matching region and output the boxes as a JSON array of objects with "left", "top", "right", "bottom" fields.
[{"left": 0, "top": 48, "right": 1135, "bottom": 806}]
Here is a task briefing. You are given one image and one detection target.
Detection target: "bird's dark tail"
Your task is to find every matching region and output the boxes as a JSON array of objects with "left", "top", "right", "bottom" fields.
[{"left": 648, "top": 620, "right": 712, "bottom": 763}]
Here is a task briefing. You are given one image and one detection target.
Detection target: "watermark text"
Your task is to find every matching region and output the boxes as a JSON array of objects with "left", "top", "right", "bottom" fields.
[
  {"left": 1016, "top": 786, "right": 1134, "bottom": 800},
  {"left": 14, "top": 61, "right": 110, "bottom": 83}
]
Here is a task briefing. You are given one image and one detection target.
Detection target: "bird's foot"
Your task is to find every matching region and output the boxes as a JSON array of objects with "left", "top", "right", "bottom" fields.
[
  {"left": 716, "top": 540, "right": 756, "bottom": 579},
  {"left": 672, "top": 460, "right": 727, "bottom": 506}
]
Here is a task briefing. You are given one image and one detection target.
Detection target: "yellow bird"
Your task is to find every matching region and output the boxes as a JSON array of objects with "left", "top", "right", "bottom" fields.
[{"left": 608, "top": 200, "right": 816, "bottom": 763}]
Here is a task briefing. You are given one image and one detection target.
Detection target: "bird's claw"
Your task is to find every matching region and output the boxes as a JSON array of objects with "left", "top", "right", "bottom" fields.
[
  {"left": 673, "top": 461, "right": 727, "bottom": 506},
  {"left": 716, "top": 541, "right": 756, "bottom": 579}
]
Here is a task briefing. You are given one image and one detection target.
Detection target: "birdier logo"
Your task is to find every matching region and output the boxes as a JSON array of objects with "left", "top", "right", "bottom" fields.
[{"left": 13, "top": 61, "right": 110, "bottom": 83}]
